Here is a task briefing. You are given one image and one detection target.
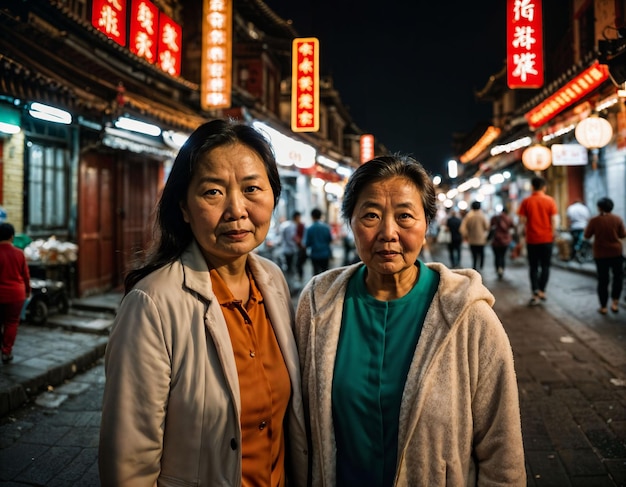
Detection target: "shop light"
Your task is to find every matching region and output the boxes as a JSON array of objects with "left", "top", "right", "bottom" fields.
[
  {"left": 447, "top": 159, "right": 458, "bottom": 179},
  {"left": 252, "top": 121, "right": 315, "bottom": 168},
  {"left": 489, "top": 173, "right": 505, "bottom": 185},
  {"left": 432, "top": 175, "right": 442, "bottom": 186},
  {"left": 28, "top": 102, "right": 72, "bottom": 124},
  {"left": 316, "top": 155, "right": 339, "bottom": 169},
  {"left": 0, "top": 122, "right": 20, "bottom": 134},
  {"left": 457, "top": 200, "right": 468, "bottom": 211},
  {"left": 336, "top": 166, "right": 353, "bottom": 178},
  {"left": 114, "top": 116, "right": 162, "bottom": 136},
  {"left": 163, "top": 130, "right": 189, "bottom": 149}
]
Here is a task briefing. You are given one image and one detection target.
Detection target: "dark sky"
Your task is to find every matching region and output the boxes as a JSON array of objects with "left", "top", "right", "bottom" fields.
[{"left": 263, "top": 1, "right": 507, "bottom": 175}]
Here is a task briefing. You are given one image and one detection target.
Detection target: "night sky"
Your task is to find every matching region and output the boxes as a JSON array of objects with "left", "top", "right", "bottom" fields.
[{"left": 263, "top": 0, "right": 507, "bottom": 176}]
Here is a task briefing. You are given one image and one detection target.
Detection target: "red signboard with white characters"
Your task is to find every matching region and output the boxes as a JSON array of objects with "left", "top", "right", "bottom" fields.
[
  {"left": 507, "top": 0, "right": 544, "bottom": 89},
  {"left": 291, "top": 38, "right": 320, "bottom": 132},
  {"left": 201, "top": 0, "right": 233, "bottom": 110},
  {"left": 158, "top": 11, "right": 182, "bottom": 76},
  {"left": 129, "top": 0, "right": 158, "bottom": 63},
  {"left": 92, "top": 0, "right": 127, "bottom": 46},
  {"left": 360, "top": 134, "right": 375, "bottom": 163},
  {"left": 525, "top": 61, "right": 610, "bottom": 129}
]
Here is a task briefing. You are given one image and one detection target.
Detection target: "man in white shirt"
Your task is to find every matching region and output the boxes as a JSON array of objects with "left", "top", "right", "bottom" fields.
[{"left": 566, "top": 200, "right": 591, "bottom": 261}]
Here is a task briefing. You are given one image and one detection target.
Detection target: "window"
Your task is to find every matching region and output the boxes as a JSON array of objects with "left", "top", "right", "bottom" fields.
[{"left": 27, "top": 141, "right": 69, "bottom": 232}]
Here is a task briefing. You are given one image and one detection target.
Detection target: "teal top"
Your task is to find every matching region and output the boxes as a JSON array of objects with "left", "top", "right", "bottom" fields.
[{"left": 332, "top": 261, "right": 439, "bottom": 487}]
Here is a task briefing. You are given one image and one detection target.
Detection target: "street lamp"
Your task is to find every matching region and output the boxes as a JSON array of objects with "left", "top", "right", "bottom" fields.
[{"left": 574, "top": 115, "right": 613, "bottom": 169}]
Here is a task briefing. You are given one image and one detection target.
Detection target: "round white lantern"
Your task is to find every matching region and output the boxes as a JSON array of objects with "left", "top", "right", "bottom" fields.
[
  {"left": 522, "top": 144, "right": 552, "bottom": 171},
  {"left": 574, "top": 116, "right": 613, "bottom": 149}
]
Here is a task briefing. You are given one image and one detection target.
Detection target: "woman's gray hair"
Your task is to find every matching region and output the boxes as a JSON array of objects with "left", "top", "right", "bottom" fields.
[{"left": 341, "top": 154, "right": 437, "bottom": 224}]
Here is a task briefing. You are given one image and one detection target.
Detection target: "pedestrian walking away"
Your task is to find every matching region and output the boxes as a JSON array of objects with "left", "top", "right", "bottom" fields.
[
  {"left": 280, "top": 211, "right": 301, "bottom": 278},
  {"left": 584, "top": 197, "right": 626, "bottom": 315},
  {"left": 460, "top": 200, "right": 490, "bottom": 271},
  {"left": 490, "top": 207, "right": 516, "bottom": 280},
  {"left": 98, "top": 119, "right": 308, "bottom": 487},
  {"left": 566, "top": 199, "right": 591, "bottom": 261},
  {"left": 445, "top": 209, "right": 463, "bottom": 268},
  {"left": 304, "top": 208, "right": 333, "bottom": 275},
  {"left": 295, "top": 155, "right": 525, "bottom": 486},
  {"left": 518, "top": 176, "right": 559, "bottom": 306},
  {"left": 0, "top": 222, "right": 31, "bottom": 364}
]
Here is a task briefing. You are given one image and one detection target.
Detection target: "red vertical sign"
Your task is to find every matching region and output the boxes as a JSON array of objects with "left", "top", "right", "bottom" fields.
[
  {"left": 507, "top": 0, "right": 544, "bottom": 88},
  {"left": 158, "top": 11, "right": 182, "bottom": 76},
  {"left": 129, "top": 0, "right": 158, "bottom": 64},
  {"left": 92, "top": 0, "right": 127, "bottom": 46},
  {"left": 291, "top": 38, "right": 319, "bottom": 132}
]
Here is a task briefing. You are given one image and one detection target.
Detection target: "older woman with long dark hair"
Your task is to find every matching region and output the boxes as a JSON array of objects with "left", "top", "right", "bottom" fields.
[
  {"left": 99, "top": 119, "right": 308, "bottom": 487},
  {"left": 295, "top": 154, "right": 525, "bottom": 486}
]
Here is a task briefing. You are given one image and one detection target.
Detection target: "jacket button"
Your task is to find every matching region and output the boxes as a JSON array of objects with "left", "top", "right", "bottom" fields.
[
  {"left": 230, "top": 438, "right": 237, "bottom": 450},
  {"left": 250, "top": 351, "right": 256, "bottom": 357},
  {"left": 258, "top": 421, "right": 267, "bottom": 430}
]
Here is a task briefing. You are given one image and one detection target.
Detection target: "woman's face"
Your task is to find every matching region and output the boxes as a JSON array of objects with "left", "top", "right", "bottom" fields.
[
  {"left": 180, "top": 142, "right": 275, "bottom": 267},
  {"left": 350, "top": 176, "right": 428, "bottom": 276}
]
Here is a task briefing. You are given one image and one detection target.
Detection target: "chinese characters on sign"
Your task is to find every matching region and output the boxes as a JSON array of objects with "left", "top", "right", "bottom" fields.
[
  {"left": 130, "top": 0, "right": 158, "bottom": 63},
  {"left": 507, "top": 0, "right": 544, "bottom": 89},
  {"left": 158, "top": 11, "right": 182, "bottom": 76},
  {"left": 91, "top": 0, "right": 182, "bottom": 77},
  {"left": 525, "top": 62, "right": 610, "bottom": 129},
  {"left": 360, "top": 134, "right": 374, "bottom": 163},
  {"left": 291, "top": 38, "right": 319, "bottom": 132},
  {"left": 92, "top": 0, "right": 127, "bottom": 46},
  {"left": 201, "top": 0, "right": 232, "bottom": 110}
]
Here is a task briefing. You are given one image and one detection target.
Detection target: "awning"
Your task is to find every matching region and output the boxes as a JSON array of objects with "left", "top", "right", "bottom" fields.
[{"left": 101, "top": 127, "right": 178, "bottom": 160}]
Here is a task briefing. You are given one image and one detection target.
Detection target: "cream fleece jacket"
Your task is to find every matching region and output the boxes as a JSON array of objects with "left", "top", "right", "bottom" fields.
[{"left": 295, "top": 262, "right": 525, "bottom": 486}]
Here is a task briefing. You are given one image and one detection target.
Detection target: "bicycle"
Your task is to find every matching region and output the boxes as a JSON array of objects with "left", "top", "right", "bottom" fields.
[{"left": 573, "top": 238, "right": 593, "bottom": 264}]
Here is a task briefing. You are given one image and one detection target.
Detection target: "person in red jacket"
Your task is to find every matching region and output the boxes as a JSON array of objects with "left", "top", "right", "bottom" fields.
[
  {"left": 584, "top": 197, "right": 626, "bottom": 314},
  {"left": 518, "top": 176, "right": 558, "bottom": 306},
  {"left": 0, "top": 222, "right": 31, "bottom": 363}
]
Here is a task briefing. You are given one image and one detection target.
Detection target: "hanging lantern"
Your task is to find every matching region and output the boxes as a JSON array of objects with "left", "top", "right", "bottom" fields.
[
  {"left": 574, "top": 115, "right": 613, "bottom": 149},
  {"left": 522, "top": 144, "right": 552, "bottom": 171}
]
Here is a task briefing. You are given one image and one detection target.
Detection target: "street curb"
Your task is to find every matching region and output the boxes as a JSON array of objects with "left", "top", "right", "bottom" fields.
[{"left": 0, "top": 340, "right": 107, "bottom": 417}]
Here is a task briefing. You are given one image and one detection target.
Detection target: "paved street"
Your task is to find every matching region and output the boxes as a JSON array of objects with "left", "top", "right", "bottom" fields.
[{"left": 0, "top": 244, "right": 625, "bottom": 486}]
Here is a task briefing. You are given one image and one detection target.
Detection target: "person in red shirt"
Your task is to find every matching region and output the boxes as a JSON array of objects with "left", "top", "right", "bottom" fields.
[
  {"left": 584, "top": 197, "right": 626, "bottom": 314},
  {"left": 0, "top": 223, "right": 31, "bottom": 363},
  {"left": 518, "top": 177, "right": 558, "bottom": 306}
]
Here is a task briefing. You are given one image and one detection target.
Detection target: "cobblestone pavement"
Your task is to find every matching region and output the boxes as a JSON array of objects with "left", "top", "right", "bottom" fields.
[{"left": 0, "top": 244, "right": 625, "bottom": 486}]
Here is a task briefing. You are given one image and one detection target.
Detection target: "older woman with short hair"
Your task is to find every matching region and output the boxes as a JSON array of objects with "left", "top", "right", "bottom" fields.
[{"left": 295, "top": 154, "right": 525, "bottom": 486}]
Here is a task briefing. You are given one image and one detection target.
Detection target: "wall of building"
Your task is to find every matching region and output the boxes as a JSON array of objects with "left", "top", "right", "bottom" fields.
[{"left": 1, "top": 132, "right": 25, "bottom": 232}]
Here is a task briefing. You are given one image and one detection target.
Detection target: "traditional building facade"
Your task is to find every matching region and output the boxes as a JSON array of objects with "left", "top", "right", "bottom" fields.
[
  {"left": 450, "top": 0, "right": 625, "bottom": 228},
  {"left": 0, "top": 0, "right": 378, "bottom": 296}
]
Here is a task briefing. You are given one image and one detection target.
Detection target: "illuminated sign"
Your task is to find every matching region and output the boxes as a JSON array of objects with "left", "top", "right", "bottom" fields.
[
  {"left": 201, "top": 0, "right": 232, "bottom": 110},
  {"left": 92, "top": 0, "right": 182, "bottom": 77},
  {"left": 92, "top": 0, "right": 127, "bottom": 46},
  {"left": 158, "top": 11, "right": 182, "bottom": 76},
  {"left": 460, "top": 126, "right": 501, "bottom": 163},
  {"left": 525, "top": 62, "right": 610, "bottom": 129},
  {"left": 507, "top": 0, "right": 544, "bottom": 89},
  {"left": 291, "top": 38, "right": 319, "bottom": 132},
  {"left": 360, "top": 134, "right": 374, "bottom": 163},
  {"left": 129, "top": 0, "right": 158, "bottom": 63}
]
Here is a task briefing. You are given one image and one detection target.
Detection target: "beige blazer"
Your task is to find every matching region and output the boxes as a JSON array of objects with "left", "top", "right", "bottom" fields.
[{"left": 99, "top": 241, "right": 308, "bottom": 487}]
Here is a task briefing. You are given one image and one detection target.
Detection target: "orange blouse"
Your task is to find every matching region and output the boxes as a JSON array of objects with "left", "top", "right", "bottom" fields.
[{"left": 210, "top": 267, "right": 291, "bottom": 487}]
